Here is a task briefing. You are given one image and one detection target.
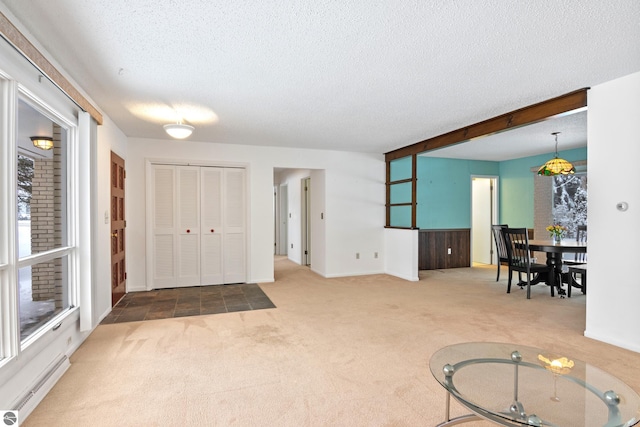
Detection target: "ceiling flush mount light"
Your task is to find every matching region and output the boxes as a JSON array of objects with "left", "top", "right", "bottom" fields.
[
  {"left": 30, "top": 136, "right": 54, "bottom": 150},
  {"left": 163, "top": 122, "right": 194, "bottom": 139},
  {"left": 537, "top": 132, "right": 575, "bottom": 176}
]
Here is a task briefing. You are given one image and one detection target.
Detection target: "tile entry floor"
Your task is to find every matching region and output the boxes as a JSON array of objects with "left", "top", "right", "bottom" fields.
[{"left": 101, "top": 283, "right": 276, "bottom": 324}]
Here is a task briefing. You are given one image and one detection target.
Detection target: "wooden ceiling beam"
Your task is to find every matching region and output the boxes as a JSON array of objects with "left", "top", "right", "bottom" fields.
[
  {"left": 0, "top": 11, "right": 104, "bottom": 125},
  {"left": 385, "top": 88, "right": 588, "bottom": 162}
]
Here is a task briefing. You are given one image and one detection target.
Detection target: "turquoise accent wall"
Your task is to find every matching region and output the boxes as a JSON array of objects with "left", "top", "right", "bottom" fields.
[
  {"left": 499, "top": 147, "right": 587, "bottom": 227},
  {"left": 390, "top": 147, "right": 587, "bottom": 229},
  {"left": 416, "top": 157, "right": 499, "bottom": 229}
]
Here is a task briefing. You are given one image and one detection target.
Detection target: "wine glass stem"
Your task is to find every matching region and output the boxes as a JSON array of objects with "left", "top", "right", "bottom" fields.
[{"left": 551, "top": 374, "right": 560, "bottom": 402}]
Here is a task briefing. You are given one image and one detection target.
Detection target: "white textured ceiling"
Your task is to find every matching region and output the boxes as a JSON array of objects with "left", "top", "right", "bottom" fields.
[{"left": 2, "top": 1, "right": 639, "bottom": 158}]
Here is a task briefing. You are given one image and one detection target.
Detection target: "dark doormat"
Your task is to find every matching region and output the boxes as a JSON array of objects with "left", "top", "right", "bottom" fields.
[{"left": 100, "top": 283, "right": 276, "bottom": 324}]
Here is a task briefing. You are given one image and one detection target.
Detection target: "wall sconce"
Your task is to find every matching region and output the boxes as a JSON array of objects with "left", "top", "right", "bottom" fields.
[{"left": 30, "top": 136, "right": 54, "bottom": 150}]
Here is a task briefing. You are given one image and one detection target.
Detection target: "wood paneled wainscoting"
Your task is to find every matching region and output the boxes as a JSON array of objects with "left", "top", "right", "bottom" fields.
[{"left": 418, "top": 229, "right": 470, "bottom": 270}]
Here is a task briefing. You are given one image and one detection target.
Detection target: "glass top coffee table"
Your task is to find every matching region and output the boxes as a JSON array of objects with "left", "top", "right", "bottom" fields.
[{"left": 430, "top": 342, "right": 640, "bottom": 426}]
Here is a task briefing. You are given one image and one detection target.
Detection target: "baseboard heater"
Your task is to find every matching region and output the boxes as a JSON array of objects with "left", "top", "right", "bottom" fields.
[{"left": 11, "top": 354, "right": 70, "bottom": 419}]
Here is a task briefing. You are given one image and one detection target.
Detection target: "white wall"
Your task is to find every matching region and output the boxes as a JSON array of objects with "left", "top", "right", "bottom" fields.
[
  {"left": 384, "top": 229, "right": 419, "bottom": 281},
  {"left": 585, "top": 71, "right": 640, "bottom": 352},
  {"left": 324, "top": 162, "right": 386, "bottom": 277},
  {"left": 310, "top": 169, "right": 326, "bottom": 276},
  {"left": 126, "top": 138, "right": 385, "bottom": 289}
]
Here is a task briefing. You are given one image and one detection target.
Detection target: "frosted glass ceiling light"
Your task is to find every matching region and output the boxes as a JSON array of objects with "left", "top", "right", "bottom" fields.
[
  {"left": 163, "top": 122, "right": 194, "bottom": 139},
  {"left": 537, "top": 132, "right": 575, "bottom": 176}
]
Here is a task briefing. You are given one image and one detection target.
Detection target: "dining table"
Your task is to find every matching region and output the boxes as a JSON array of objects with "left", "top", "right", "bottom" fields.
[{"left": 527, "top": 239, "right": 587, "bottom": 297}]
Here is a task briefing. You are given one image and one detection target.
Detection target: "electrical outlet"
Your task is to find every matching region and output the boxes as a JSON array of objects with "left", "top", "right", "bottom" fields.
[
  {"left": 374, "top": 252, "right": 378, "bottom": 258},
  {"left": 291, "top": 244, "right": 293, "bottom": 249},
  {"left": 67, "top": 337, "right": 72, "bottom": 346},
  {"left": 356, "top": 253, "right": 360, "bottom": 259},
  {"left": 447, "top": 248, "right": 452, "bottom": 255}
]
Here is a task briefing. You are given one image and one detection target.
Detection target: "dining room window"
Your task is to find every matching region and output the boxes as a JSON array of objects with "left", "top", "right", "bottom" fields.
[{"left": 552, "top": 173, "right": 587, "bottom": 238}]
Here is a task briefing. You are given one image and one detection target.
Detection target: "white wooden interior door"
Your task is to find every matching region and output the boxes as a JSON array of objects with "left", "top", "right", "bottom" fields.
[
  {"left": 223, "top": 168, "right": 246, "bottom": 284},
  {"left": 201, "top": 167, "right": 223, "bottom": 285},
  {"left": 150, "top": 164, "right": 246, "bottom": 289},
  {"left": 177, "top": 166, "right": 201, "bottom": 287},
  {"left": 152, "top": 165, "right": 177, "bottom": 288}
]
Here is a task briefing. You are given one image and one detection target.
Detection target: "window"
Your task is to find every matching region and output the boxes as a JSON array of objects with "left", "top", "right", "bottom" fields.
[
  {"left": 1, "top": 85, "right": 78, "bottom": 360},
  {"left": 552, "top": 173, "right": 587, "bottom": 238},
  {"left": 16, "top": 99, "right": 73, "bottom": 343}
]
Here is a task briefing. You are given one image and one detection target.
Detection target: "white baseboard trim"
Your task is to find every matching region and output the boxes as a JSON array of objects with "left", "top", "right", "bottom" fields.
[{"left": 583, "top": 330, "right": 640, "bottom": 353}]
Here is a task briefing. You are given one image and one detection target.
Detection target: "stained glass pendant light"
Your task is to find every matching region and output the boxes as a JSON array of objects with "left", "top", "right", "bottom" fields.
[{"left": 537, "top": 132, "right": 575, "bottom": 176}]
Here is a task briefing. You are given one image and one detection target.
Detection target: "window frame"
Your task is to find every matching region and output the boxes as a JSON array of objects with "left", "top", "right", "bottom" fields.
[{"left": 0, "top": 79, "right": 80, "bottom": 363}]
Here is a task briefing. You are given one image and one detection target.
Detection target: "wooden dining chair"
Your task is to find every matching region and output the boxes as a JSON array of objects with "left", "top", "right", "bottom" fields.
[
  {"left": 567, "top": 225, "right": 587, "bottom": 297},
  {"left": 564, "top": 224, "right": 588, "bottom": 266},
  {"left": 568, "top": 264, "right": 587, "bottom": 297},
  {"left": 502, "top": 227, "right": 552, "bottom": 299},
  {"left": 491, "top": 224, "right": 509, "bottom": 282}
]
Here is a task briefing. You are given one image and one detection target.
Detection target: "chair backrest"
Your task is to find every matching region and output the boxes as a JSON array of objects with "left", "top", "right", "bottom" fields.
[
  {"left": 576, "top": 225, "right": 587, "bottom": 243},
  {"left": 491, "top": 224, "right": 509, "bottom": 263},
  {"left": 575, "top": 225, "right": 587, "bottom": 262},
  {"left": 502, "top": 227, "right": 532, "bottom": 270}
]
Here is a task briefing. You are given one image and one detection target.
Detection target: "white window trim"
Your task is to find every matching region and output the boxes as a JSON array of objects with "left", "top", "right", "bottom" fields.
[{"left": 0, "top": 75, "right": 83, "bottom": 363}]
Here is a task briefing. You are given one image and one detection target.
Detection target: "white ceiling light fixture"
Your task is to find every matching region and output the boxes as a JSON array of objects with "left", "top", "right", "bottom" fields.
[{"left": 163, "top": 121, "right": 194, "bottom": 139}]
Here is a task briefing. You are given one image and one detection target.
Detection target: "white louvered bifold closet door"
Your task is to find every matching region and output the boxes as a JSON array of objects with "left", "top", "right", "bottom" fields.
[
  {"left": 177, "top": 166, "right": 201, "bottom": 287},
  {"left": 152, "top": 165, "right": 177, "bottom": 287},
  {"left": 200, "top": 167, "right": 223, "bottom": 285},
  {"left": 223, "top": 168, "right": 246, "bottom": 284},
  {"left": 150, "top": 164, "right": 246, "bottom": 289}
]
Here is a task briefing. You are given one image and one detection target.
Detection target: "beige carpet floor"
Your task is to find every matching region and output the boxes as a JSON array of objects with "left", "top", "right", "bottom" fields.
[{"left": 24, "top": 257, "right": 640, "bottom": 426}]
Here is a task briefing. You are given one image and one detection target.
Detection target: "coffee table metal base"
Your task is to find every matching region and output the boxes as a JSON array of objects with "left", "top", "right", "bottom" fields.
[
  {"left": 430, "top": 344, "right": 636, "bottom": 427},
  {"left": 436, "top": 391, "right": 482, "bottom": 426},
  {"left": 437, "top": 390, "right": 529, "bottom": 427}
]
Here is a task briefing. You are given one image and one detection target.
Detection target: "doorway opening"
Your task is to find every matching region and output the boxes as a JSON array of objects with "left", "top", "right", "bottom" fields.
[
  {"left": 301, "top": 177, "right": 311, "bottom": 266},
  {"left": 471, "top": 176, "right": 498, "bottom": 266},
  {"left": 274, "top": 184, "right": 288, "bottom": 256}
]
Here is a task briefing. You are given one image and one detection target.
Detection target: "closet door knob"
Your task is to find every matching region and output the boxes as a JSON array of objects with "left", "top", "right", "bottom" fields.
[
  {"left": 186, "top": 229, "right": 191, "bottom": 233},
  {"left": 210, "top": 229, "right": 215, "bottom": 233}
]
